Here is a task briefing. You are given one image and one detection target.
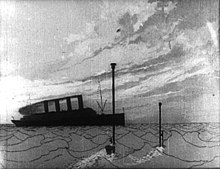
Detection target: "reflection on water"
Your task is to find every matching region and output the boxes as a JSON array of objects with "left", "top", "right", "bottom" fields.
[{"left": 0, "top": 123, "right": 219, "bottom": 168}]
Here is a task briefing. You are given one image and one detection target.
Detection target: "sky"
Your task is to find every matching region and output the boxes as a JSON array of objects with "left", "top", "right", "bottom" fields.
[{"left": 0, "top": 0, "right": 219, "bottom": 123}]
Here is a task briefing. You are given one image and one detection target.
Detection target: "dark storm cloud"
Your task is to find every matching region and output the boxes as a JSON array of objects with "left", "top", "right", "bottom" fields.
[
  {"left": 148, "top": 0, "right": 219, "bottom": 29},
  {"left": 118, "top": 12, "right": 138, "bottom": 37},
  {"left": 74, "top": 5, "right": 157, "bottom": 66},
  {"left": 169, "top": 0, "right": 219, "bottom": 29}
]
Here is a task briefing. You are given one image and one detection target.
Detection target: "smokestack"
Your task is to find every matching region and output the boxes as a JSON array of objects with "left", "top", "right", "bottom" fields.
[
  {"left": 110, "top": 63, "right": 116, "bottom": 145},
  {"left": 55, "top": 99, "right": 60, "bottom": 112},
  {"left": 66, "top": 97, "right": 72, "bottom": 111},
  {"left": 44, "top": 101, "right": 49, "bottom": 113},
  {"left": 159, "top": 102, "right": 162, "bottom": 147}
]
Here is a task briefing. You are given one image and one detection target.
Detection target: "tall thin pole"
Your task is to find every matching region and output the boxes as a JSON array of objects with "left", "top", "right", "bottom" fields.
[
  {"left": 159, "top": 102, "right": 162, "bottom": 147},
  {"left": 111, "top": 63, "right": 116, "bottom": 145}
]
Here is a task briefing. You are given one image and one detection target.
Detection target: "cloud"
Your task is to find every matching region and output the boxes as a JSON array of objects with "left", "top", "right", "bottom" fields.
[
  {"left": 69, "top": 2, "right": 181, "bottom": 68},
  {"left": 100, "top": 0, "right": 158, "bottom": 22},
  {"left": 62, "top": 1, "right": 181, "bottom": 72},
  {"left": 76, "top": 0, "right": 159, "bottom": 61}
]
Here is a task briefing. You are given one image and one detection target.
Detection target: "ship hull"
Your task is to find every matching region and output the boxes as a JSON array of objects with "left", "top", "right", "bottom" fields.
[{"left": 11, "top": 113, "right": 125, "bottom": 127}]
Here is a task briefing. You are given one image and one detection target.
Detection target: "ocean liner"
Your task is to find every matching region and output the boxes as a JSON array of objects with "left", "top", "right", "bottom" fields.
[{"left": 11, "top": 94, "right": 125, "bottom": 127}]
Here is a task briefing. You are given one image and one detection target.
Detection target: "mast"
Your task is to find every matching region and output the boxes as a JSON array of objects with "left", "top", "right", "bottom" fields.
[
  {"left": 110, "top": 63, "right": 116, "bottom": 145},
  {"left": 159, "top": 102, "right": 162, "bottom": 147}
]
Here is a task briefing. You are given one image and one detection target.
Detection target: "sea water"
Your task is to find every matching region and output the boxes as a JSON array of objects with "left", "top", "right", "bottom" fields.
[{"left": 0, "top": 123, "right": 219, "bottom": 169}]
